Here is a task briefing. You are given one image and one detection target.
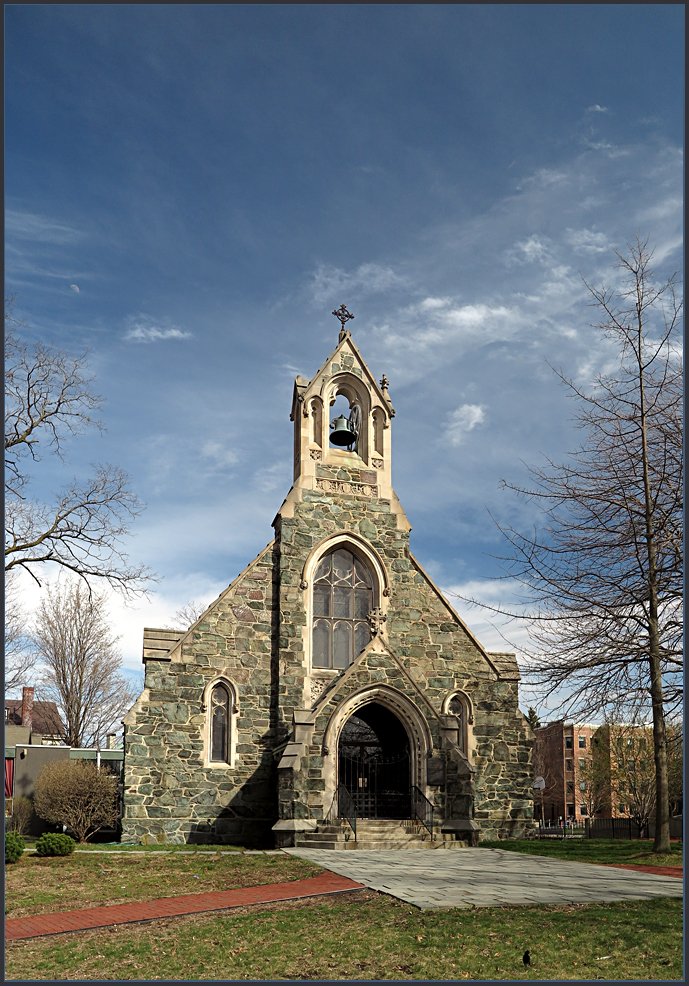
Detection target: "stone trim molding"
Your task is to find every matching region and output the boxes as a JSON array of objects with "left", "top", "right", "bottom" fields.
[
  {"left": 201, "top": 675, "right": 239, "bottom": 769},
  {"left": 315, "top": 478, "right": 378, "bottom": 498},
  {"left": 320, "top": 684, "right": 433, "bottom": 814},
  {"left": 299, "top": 531, "right": 389, "bottom": 596}
]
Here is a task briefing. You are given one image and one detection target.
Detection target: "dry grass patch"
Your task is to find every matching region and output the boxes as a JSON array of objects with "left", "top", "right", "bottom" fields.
[
  {"left": 5, "top": 852, "right": 322, "bottom": 918},
  {"left": 4, "top": 891, "right": 682, "bottom": 981}
]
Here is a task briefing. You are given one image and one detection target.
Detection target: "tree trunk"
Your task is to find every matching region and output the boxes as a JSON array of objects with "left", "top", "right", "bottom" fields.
[{"left": 637, "top": 303, "right": 671, "bottom": 854}]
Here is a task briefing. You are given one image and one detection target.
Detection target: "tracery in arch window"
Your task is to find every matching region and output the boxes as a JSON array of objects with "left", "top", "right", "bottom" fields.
[
  {"left": 312, "top": 548, "right": 372, "bottom": 669},
  {"left": 210, "top": 683, "right": 231, "bottom": 763}
]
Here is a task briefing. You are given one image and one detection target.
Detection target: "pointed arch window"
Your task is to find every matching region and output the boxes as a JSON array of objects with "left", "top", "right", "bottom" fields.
[
  {"left": 312, "top": 548, "right": 372, "bottom": 669},
  {"left": 210, "top": 683, "right": 231, "bottom": 763},
  {"left": 447, "top": 693, "right": 469, "bottom": 754}
]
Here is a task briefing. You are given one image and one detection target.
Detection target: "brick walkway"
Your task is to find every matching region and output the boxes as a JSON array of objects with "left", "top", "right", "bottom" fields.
[
  {"left": 599, "top": 863, "right": 683, "bottom": 879},
  {"left": 5, "top": 872, "right": 364, "bottom": 942}
]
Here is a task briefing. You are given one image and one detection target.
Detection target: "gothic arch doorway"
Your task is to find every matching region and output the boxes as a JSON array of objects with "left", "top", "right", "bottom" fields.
[{"left": 338, "top": 702, "right": 411, "bottom": 819}]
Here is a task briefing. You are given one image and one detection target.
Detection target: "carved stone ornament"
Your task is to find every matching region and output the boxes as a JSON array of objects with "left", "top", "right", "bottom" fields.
[
  {"left": 310, "top": 677, "right": 330, "bottom": 703},
  {"left": 300, "top": 580, "right": 308, "bottom": 590},
  {"left": 382, "top": 587, "right": 391, "bottom": 597},
  {"left": 316, "top": 478, "right": 378, "bottom": 498},
  {"left": 371, "top": 458, "right": 384, "bottom": 469},
  {"left": 309, "top": 449, "right": 322, "bottom": 460},
  {"left": 367, "top": 607, "right": 387, "bottom": 636}
]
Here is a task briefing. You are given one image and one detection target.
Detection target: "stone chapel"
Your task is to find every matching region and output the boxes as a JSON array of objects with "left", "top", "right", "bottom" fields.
[{"left": 122, "top": 313, "right": 534, "bottom": 847}]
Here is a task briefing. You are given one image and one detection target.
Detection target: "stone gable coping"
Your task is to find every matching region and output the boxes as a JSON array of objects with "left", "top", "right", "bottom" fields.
[
  {"left": 408, "top": 553, "right": 513, "bottom": 681},
  {"left": 161, "top": 540, "right": 275, "bottom": 664},
  {"left": 300, "top": 331, "right": 393, "bottom": 419},
  {"left": 310, "top": 635, "right": 440, "bottom": 723}
]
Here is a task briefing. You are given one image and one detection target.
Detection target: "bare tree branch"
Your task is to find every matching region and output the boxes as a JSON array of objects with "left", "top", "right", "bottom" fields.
[
  {"left": 454, "top": 237, "right": 682, "bottom": 852},
  {"left": 4, "top": 297, "right": 155, "bottom": 597},
  {"left": 4, "top": 570, "right": 37, "bottom": 694},
  {"left": 31, "top": 580, "right": 138, "bottom": 748}
]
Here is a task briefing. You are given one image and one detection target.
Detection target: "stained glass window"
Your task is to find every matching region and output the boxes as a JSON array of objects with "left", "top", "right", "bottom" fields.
[
  {"left": 210, "top": 684, "right": 231, "bottom": 762},
  {"left": 312, "top": 548, "right": 372, "bottom": 669}
]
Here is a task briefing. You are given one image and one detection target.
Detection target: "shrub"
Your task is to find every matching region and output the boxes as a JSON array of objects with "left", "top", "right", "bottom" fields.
[
  {"left": 6, "top": 795, "right": 34, "bottom": 835},
  {"left": 34, "top": 832, "right": 76, "bottom": 857},
  {"left": 33, "top": 759, "right": 120, "bottom": 843},
  {"left": 5, "top": 832, "right": 25, "bottom": 864}
]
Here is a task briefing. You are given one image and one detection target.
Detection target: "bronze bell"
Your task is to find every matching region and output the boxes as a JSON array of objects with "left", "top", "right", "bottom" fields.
[{"left": 330, "top": 414, "right": 357, "bottom": 447}]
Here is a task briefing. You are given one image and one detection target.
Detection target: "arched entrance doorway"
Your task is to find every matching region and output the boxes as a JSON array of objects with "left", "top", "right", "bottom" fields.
[{"left": 338, "top": 703, "right": 410, "bottom": 819}]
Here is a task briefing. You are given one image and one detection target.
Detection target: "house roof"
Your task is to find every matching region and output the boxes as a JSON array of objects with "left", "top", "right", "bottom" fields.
[{"left": 4, "top": 699, "right": 66, "bottom": 736}]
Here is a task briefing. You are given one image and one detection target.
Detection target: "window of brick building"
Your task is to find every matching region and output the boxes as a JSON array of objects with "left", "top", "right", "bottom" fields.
[
  {"left": 578, "top": 736, "right": 586, "bottom": 748},
  {"left": 580, "top": 804, "right": 588, "bottom": 815},
  {"left": 565, "top": 759, "right": 573, "bottom": 772},
  {"left": 565, "top": 736, "right": 573, "bottom": 749},
  {"left": 578, "top": 758, "right": 586, "bottom": 769},
  {"left": 619, "top": 804, "right": 626, "bottom": 814}
]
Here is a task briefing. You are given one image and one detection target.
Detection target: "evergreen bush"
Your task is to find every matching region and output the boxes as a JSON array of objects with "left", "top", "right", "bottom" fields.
[
  {"left": 34, "top": 832, "right": 76, "bottom": 857},
  {"left": 5, "top": 832, "right": 25, "bottom": 864}
]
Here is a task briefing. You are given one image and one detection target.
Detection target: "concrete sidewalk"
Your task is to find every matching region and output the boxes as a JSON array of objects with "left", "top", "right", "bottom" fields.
[
  {"left": 286, "top": 847, "right": 684, "bottom": 910},
  {"left": 5, "top": 872, "right": 364, "bottom": 941}
]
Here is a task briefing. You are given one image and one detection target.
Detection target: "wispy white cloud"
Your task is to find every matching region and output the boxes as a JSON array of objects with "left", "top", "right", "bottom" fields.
[
  {"left": 124, "top": 314, "right": 192, "bottom": 343},
  {"left": 563, "top": 228, "right": 610, "bottom": 254},
  {"left": 5, "top": 209, "right": 82, "bottom": 244},
  {"left": 586, "top": 104, "right": 609, "bottom": 113},
  {"left": 201, "top": 440, "right": 239, "bottom": 469},
  {"left": 310, "top": 262, "right": 408, "bottom": 305},
  {"left": 443, "top": 404, "right": 486, "bottom": 446}
]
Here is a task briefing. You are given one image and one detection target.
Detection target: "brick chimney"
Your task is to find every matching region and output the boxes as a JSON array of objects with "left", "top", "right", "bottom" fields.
[
  {"left": 21, "top": 687, "right": 34, "bottom": 730},
  {"left": 106, "top": 733, "right": 117, "bottom": 750}
]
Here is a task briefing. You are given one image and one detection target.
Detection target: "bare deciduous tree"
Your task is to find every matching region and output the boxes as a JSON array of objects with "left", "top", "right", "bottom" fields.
[
  {"left": 4, "top": 299, "right": 152, "bottom": 597},
  {"left": 31, "top": 581, "right": 138, "bottom": 748},
  {"left": 169, "top": 599, "right": 208, "bottom": 629},
  {"left": 4, "top": 571, "right": 37, "bottom": 693},
  {"left": 33, "top": 759, "right": 119, "bottom": 842},
  {"left": 464, "top": 239, "right": 682, "bottom": 853}
]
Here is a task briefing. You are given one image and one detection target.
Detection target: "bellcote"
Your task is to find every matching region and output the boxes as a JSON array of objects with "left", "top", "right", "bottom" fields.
[{"left": 288, "top": 322, "right": 396, "bottom": 493}]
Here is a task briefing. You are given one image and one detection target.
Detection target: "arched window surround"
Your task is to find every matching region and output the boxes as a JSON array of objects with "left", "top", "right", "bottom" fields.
[
  {"left": 301, "top": 533, "right": 389, "bottom": 676},
  {"left": 442, "top": 690, "right": 474, "bottom": 757},
  {"left": 202, "top": 676, "right": 239, "bottom": 768},
  {"left": 320, "top": 373, "right": 372, "bottom": 462}
]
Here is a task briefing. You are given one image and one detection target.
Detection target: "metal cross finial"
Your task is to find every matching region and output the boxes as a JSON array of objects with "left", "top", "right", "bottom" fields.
[{"left": 332, "top": 304, "right": 354, "bottom": 339}]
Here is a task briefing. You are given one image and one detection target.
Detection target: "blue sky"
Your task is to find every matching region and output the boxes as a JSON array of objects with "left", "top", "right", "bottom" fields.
[{"left": 5, "top": 5, "right": 684, "bottom": 708}]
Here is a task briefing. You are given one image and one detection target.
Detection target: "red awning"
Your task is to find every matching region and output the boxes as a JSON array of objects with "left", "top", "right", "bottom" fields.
[{"left": 5, "top": 757, "right": 14, "bottom": 798}]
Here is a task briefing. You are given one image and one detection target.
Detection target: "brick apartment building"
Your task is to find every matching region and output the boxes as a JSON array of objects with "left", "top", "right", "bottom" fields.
[
  {"left": 533, "top": 720, "right": 599, "bottom": 822},
  {"left": 533, "top": 720, "right": 660, "bottom": 823}
]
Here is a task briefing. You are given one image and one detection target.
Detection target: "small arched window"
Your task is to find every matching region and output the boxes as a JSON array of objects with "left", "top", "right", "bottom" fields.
[
  {"left": 312, "top": 548, "right": 372, "bottom": 669},
  {"left": 447, "top": 693, "right": 469, "bottom": 753},
  {"left": 210, "top": 683, "right": 231, "bottom": 763}
]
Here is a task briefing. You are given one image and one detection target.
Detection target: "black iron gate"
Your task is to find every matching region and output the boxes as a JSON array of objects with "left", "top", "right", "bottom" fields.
[{"left": 339, "top": 749, "right": 410, "bottom": 819}]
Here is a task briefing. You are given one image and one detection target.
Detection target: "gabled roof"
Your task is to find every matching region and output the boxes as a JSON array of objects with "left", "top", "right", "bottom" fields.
[
  {"left": 4, "top": 700, "right": 66, "bottom": 736},
  {"left": 299, "top": 330, "right": 394, "bottom": 417}
]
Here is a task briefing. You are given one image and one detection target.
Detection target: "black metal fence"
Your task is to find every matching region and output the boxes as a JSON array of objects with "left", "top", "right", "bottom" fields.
[{"left": 537, "top": 816, "right": 683, "bottom": 840}]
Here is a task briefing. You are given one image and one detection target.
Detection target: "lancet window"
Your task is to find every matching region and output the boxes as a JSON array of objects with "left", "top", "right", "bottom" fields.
[
  {"left": 312, "top": 548, "right": 372, "bottom": 669},
  {"left": 210, "top": 683, "right": 232, "bottom": 763}
]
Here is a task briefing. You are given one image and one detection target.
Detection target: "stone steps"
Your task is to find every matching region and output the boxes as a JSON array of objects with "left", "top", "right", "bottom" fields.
[{"left": 294, "top": 818, "right": 468, "bottom": 851}]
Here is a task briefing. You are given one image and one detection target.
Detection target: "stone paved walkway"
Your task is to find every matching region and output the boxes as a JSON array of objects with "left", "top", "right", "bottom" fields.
[
  {"left": 286, "top": 847, "right": 684, "bottom": 910},
  {"left": 5, "top": 872, "right": 364, "bottom": 941}
]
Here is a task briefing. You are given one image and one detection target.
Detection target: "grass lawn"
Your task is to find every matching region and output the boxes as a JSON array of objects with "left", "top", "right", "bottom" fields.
[
  {"left": 5, "top": 852, "right": 322, "bottom": 918},
  {"left": 4, "top": 892, "right": 682, "bottom": 981},
  {"left": 480, "top": 838, "right": 683, "bottom": 868}
]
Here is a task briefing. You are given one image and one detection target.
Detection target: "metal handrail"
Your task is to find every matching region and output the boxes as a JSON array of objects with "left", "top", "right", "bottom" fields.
[
  {"left": 336, "top": 783, "right": 357, "bottom": 842},
  {"left": 411, "top": 785, "right": 434, "bottom": 841}
]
